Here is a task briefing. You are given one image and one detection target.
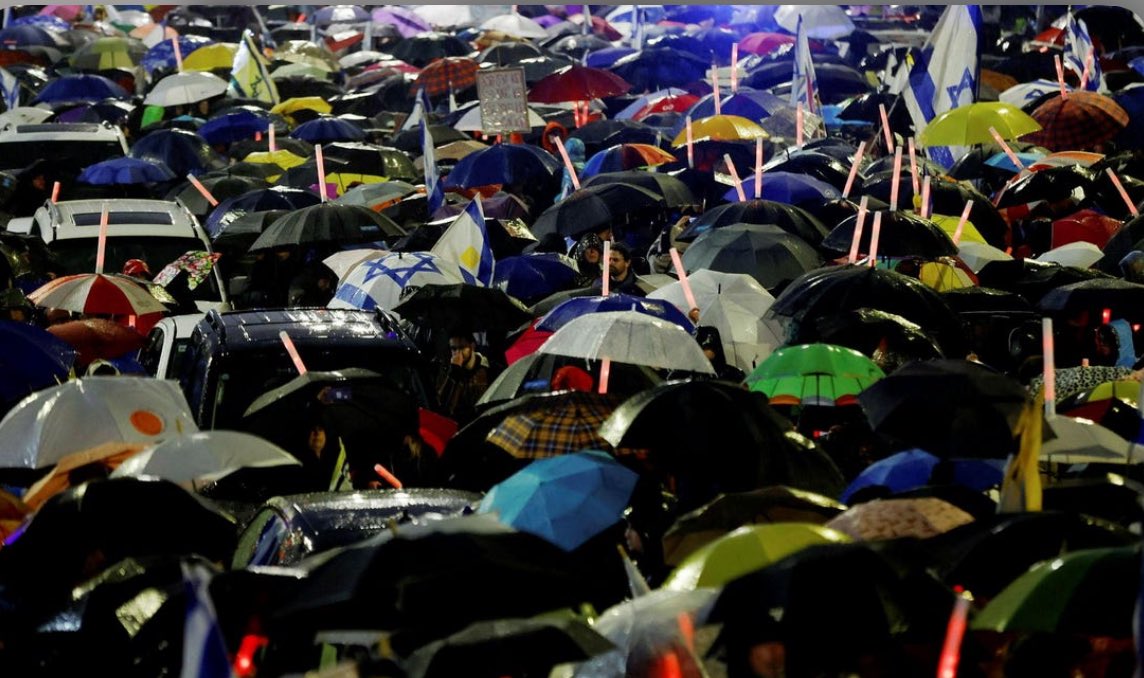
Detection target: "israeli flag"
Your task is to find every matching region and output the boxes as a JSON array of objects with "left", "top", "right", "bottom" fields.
[
  {"left": 401, "top": 87, "right": 431, "bottom": 133},
  {"left": 901, "top": 5, "right": 983, "bottom": 168},
  {"left": 432, "top": 196, "right": 495, "bottom": 286},
  {"left": 790, "top": 15, "right": 818, "bottom": 113},
  {"left": 421, "top": 117, "right": 444, "bottom": 215},
  {"left": 0, "top": 68, "right": 19, "bottom": 111},
  {"left": 1064, "top": 11, "right": 1101, "bottom": 92}
]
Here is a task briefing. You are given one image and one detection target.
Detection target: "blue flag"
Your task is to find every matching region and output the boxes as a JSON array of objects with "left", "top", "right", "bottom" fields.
[
  {"left": 790, "top": 15, "right": 818, "bottom": 113},
  {"left": 0, "top": 67, "right": 18, "bottom": 111},
  {"left": 900, "top": 5, "right": 982, "bottom": 168},
  {"left": 1064, "top": 11, "right": 1101, "bottom": 92},
  {"left": 421, "top": 117, "right": 444, "bottom": 214}
]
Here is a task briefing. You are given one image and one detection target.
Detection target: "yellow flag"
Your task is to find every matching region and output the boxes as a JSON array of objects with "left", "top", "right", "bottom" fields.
[{"left": 998, "top": 394, "right": 1043, "bottom": 513}]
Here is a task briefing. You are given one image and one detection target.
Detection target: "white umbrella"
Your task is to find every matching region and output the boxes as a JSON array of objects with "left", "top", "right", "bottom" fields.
[
  {"left": 0, "top": 377, "right": 199, "bottom": 469},
  {"left": 957, "top": 241, "right": 1012, "bottom": 273},
  {"left": 453, "top": 104, "right": 546, "bottom": 132},
  {"left": 1036, "top": 241, "right": 1103, "bottom": 269},
  {"left": 271, "top": 62, "right": 334, "bottom": 80},
  {"left": 479, "top": 13, "right": 548, "bottom": 39},
  {"left": 144, "top": 71, "right": 228, "bottom": 107},
  {"left": 774, "top": 5, "right": 855, "bottom": 39},
  {"left": 648, "top": 270, "right": 783, "bottom": 371},
  {"left": 1042, "top": 415, "right": 1134, "bottom": 464},
  {"left": 539, "top": 310, "right": 715, "bottom": 374},
  {"left": 329, "top": 250, "right": 465, "bottom": 313},
  {"left": 322, "top": 247, "right": 389, "bottom": 284},
  {"left": 413, "top": 5, "right": 477, "bottom": 29},
  {"left": 111, "top": 430, "right": 300, "bottom": 484}
]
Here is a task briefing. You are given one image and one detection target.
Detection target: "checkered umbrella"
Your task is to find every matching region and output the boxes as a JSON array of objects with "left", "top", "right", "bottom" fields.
[
  {"left": 1022, "top": 91, "right": 1129, "bottom": 152},
  {"left": 415, "top": 56, "right": 479, "bottom": 97},
  {"left": 485, "top": 391, "right": 619, "bottom": 459}
]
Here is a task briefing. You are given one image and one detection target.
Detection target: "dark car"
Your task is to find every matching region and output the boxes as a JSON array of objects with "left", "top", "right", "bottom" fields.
[
  {"left": 178, "top": 307, "right": 433, "bottom": 430},
  {"left": 231, "top": 488, "right": 482, "bottom": 568}
]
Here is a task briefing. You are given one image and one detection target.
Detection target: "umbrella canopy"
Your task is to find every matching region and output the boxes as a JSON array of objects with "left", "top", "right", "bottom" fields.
[
  {"left": 1040, "top": 414, "right": 1135, "bottom": 465},
  {"left": 78, "top": 157, "right": 175, "bottom": 185},
  {"left": 664, "top": 523, "right": 850, "bottom": 591},
  {"left": 70, "top": 36, "right": 145, "bottom": 71},
  {"left": 822, "top": 210, "right": 960, "bottom": 259},
  {"left": 130, "top": 128, "right": 221, "bottom": 177},
  {"left": 581, "top": 143, "right": 677, "bottom": 177},
  {"left": 330, "top": 251, "right": 465, "bottom": 312},
  {"left": 140, "top": 34, "right": 215, "bottom": 74},
  {"left": 372, "top": 7, "right": 433, "bottom": 38},
  {"left": 682, "top": 223, "right": 823, "bottom": 291},
  {"left": 491, "top": 253, "right": 580, "bottom": 306},
  {"left": 415, "top": 56, "right": 480, "bottom": 97},
  {"left": 478, "top": 450, "right": 637, "bottom": 551},
  {"left": 1038, "top": 278, "right": 1144, "bottom": 321},
  {"left": 581, "top": 171, "right": 697, "bottom": 207},
  {"left": 248, "top": 203, "right": 405, "bottom": 252},
  {"left": 109, "top": 430, "right": 299, "bottom": 485},
  {"left": 538, "top": 294, "right": 692, "bottom": 334},
  {"left": 857, "top": 359, "right": 1030, "bottom": 458},
  {"left": 390, "top": 32, "right": 473, "bottom": 68},
  {"left": 539, "top": 311, "right": 714, "bottom": 374},
  {"left": 44, "top": 318, "right": 144, "bottom": 369},
  {"left": 610, "top": 47, "right": 710, "bottom": 91},
  {"left": 20, "top": 441, "right": 148, "bottom": 509},
  {"left": 0, "top": 322, "right": 76, "bottom": 407},
  {"left": 840, "top": 450, "right": 1004, "bottom": 503},
  {"left": 727, "top": 171, "right": 841, "bottom": 206},
  {"left": 205, "top": 186, "right": 321, "bottom": 237},
  {"left": 746, "top": 343, "right": 884, "bottom": 407},
  {"left": 529, "top": 65, "right": 631, "bottom": 104},
  {"left": 199, "top": 108, "right": 273, "bottom": 146},
  {"left": 443, "top": 143, "right": 561, "bottom": 189},
  {"left": 289, "top": 116, "right": 366, "bottom": 143},
  {"left": 32, "top": 73, "right": 127, "bottom": 104},
  {"left": 825, "top": 497, "right": 974, "bottom": 542},
  {"left": 917, "top": 102, "right": 1042, "bottom": 147},
  {"left": 478, "top": 391, "right": 619, "bottom": 464},
  {"left": 144, "top": 71, "right": 228, "bottom": 107},
  {"left": 678, "top": 199, "right": 829, "bottom": 247},
  {"left": 530, "top": 182, "right": 665, "bottom": 239},
  {"left": 28, "top": 273, "right": 168, "bottom": 316},
  {"left": 0, "top": 377, "right": 198, "bottom": 468},
  {"left": 1022, "top": 91, "right": 1131, "bottom": 152},
  {"left": 392, "top": 283, "right": 531, "bottom": 333},
  {"left": 671, "top": 115, "right": 768, "bottom": 146},
  {"left": 774, "top": 4, "right": 854, "bottom": 39}
]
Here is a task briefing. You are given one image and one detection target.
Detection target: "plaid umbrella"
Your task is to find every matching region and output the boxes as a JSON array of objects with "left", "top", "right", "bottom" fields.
[
  {"left": 1022, "top": 91, "right": 1130, "bottom": 152},
  {"left": 416, "top": 56, "right": 479, "bottom": 97},
  {"left": 485, "top": 391, "right": 619, "bottom": 459}
]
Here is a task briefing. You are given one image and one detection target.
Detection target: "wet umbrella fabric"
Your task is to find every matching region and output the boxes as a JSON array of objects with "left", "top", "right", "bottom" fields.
[
  {"left": 78, "top": 157, "right": 175, "bottom": 185},
  {"left": 0, "top": 322, "right": 75, "bottom": 406},
  {"left": 537, "top": 294, "right": 693, "bottom": 334},
  {"left": 248, "top": 203, "right": 406, "bottom": 252},
  {"left": 392, "top": 283, "right": 531, "bottom": 333},
  {"left": 443, "top": 143, "right": 561, "bottom": 189},
  {"left": 682, "top": 224, "right": 822, "bottom": 291}
]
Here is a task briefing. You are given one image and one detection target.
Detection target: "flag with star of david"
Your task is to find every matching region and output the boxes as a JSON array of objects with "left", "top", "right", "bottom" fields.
[
  {"left": 1064, "top": 11, "right": 1101, "bottom": 92},
  {"left": 900, "top": 5, "right": 982, "bottom": 168},
  {"left": 431, "top": 196, "right": 495, "bottom": 286},
  {"left": 790, "top": 15, "right": 819, "bottom": 114},
  {"left": 330, "top": 251, "right": 465, "bottom": 312}
]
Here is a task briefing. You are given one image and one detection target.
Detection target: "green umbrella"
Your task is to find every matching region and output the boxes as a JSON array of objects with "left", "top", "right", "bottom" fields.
[
  {"left": 971, "top": 546, "right": 1140, "bottom": 637},
  {"left": 745, "top": 343, "right": 885, "bottom": 406},
  {"left": 663, "top": 522, "right": 850, "bottom": 591},
  {"left": 70, "top": 37, "right": 146, "bottom": 71}
]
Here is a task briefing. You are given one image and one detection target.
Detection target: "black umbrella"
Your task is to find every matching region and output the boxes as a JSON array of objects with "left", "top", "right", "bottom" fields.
[
  {"left": 569, "top": 119, "right": 668, "bottom": 155},
  {"left": 678, "top": 199, "right": 830, "bottom": 247},
  {"left": 515, "top": 55, "right": 578, "bottom": 85},
  {"left": 205, "top": 186, "right": 322, "bottom": 238},
  {"left": 321, "top": 141, "right": 417, "bottom": 181},
  {"left": 531, "top": 183, "right": 665, "bottom": 239},
  {"left": 390, "top": 33, "right": 473, "bottom": 68},
  {"left": 477, "top": 41, "right": 544, "bottom": 67},
  {"left": 403, "top": 616, "right": 615, "bottom": 678},
  {"left": 821, "top": 210, "right": 959, "bottom": 259},
  {"left": 165, "top": 174, "right": 267, "bottom": 216},
  {"left": 683, "top": 223, "right": 823, "bottom": 291},
  {"left": 1075, "top": 5, "right": 1144, "bottom": 52},
  {"left": 212, "top": 209, "right": 289, "bottom": 249},
  {"left": 599, "top": 380, "right": 846, "bottom": 511},
  {"left": 332, "top": 81, "right": 413, "bottom": 118},
  {"left": 762, "top": 150, "right": 855, "bottom": 192},
  {"left": 802, "top": 307, "right": 946, "bottom": 367},
  {"left": 1095, "top": 211, "right": 1144, "bottom": 273},
  {"left": 744, "top": 62, "right": 871, "bottom": 104},
  {"left": 547, "top": 34, "right": 613, "bottom": 61},
  {"left": 994, "top": 165, "right": 1098, "bottom": 219},
  {"left": 799, "top": 196, "right": 890, "bottom": 233},
  {"left": 581, "top": 171, "right": 697, "bottom": 207},
  {"left": 610, "top": 47, "right": 711, "bottom": 91},
  {"left": 393, "top": 284, "right": 532, "bottom": 333},
  {"left": 857, "top": 359, "right": 1030, "bottom": 458},
  {"left": 391, "top": 124, "right": 470, "bottom": 154},
  {"left": 975, "top": 258, "right": 1109, "bottom": 305},
  {"left": 1038, "top": 277, "right": 1144, "bottom": 320},
  {"left": 273, "top": 75, "right": 344, "bottom": 101},
  {"left": 248, "top": 203, "right": 406, "bottom": 252},
  {"left": 768, "top": 265, "right": 965, "bottom": 357},
  {"left": 941, "top": 286, "right": 1036, "bottom": 318},
  {"left": 213, "top": 161, "right": 282, "bottom": 181}
]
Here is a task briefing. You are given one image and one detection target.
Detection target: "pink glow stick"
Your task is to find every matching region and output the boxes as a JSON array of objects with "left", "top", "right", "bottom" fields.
[
  {"left": 730, "top": 44, "right": 739, "bottom": 92},
  {"left": 279, "top": 331, "right": 307, "bottom": 375},
  {"left": 889, "top": 146, "right": 903, "bottom": 211},
  {"left": 754, "top": 137, "right": 763, "bottom": 198},
  {"left": 848, "top": 196, "right": 869, "bottom": 264},
  {"left": 1080, "top": 53, "right": 1092, "bottom": 90},
  {"left": 724, "top": 153, "right": 746, "bottom": 202},
  {"left": 842, "top": 141, "right": 865, "bottom": 199},
  {"left": 989, "top": 127, "right": 1025, "bottom": 171},
  {"left": 51, "top": 181, "right": 60, "bottom": 203},
  {"left": 601, "top": 239, "right": 611, "bottom": 296},
  {"left": 669, "top": 248, "right": 698, "bottom": 314},
  {"left": 1055, "top": 55, "right": 1068, "bottom": 99},
  {"left": 796, "top": 102, "right": 805, "bottom": 148},
  {"left": 711, "top": 67, "right": 721, "bottom": 115},
  {"left": 315, "top": 143, "right": 328, "bottom": 202},
  {"left": 1043, "top": 317, "right": 1056, "bottom": 417},
  {"left": 95, "top": 205, "right": 109, "bottom": 274},
  {"left": 907, "top": 137, "right": 920, "bottom": 195},
  {"left": 1106, "top": 168, "right": 1139, "bottom": 216},
  {"left": 879, "top": 103, "right": 894, "bottom": 152},
  {"left": 186, "top": 173, "right": 219, "bottom": 207},
  {"left": 685, "top": 116, "right": 694, "bottom": 169},
  {"left": 867, "top": 211, "right": 882, "bottom": 267},
  {"left": 268, "top": 122, "right": 276, "bottom": 152},
  {"left": 373, "top": 463, "right": 403, "bottom": 489},
  {"left": 553, "top": 136, "right": 581, "bottom": 190},
  {"left": 598, "top": 357, "right": 611, "bottom": 394},
  {"left": 952, "top": 201, "right": 973, "bottom": 245},
  {"left": 937, "top": 592, "right": 972, "bottom": 678},
  {"left": 920, "top": 175, "right": 931, "bottom": 218},
  {"left": 171, "top": 36, "right": 182, "bottom": 71}
]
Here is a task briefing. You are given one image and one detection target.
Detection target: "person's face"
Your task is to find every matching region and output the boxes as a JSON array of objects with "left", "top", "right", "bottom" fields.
[
  {"left": 748, "top": 641, "right": 786, "bottom": 678},
  {"left": 609, "top": 251, "right": 629, "bottom": 278},
  {"left": 449, "top": 339, "right": 473, "bottom": 365},
  {"left": 584, "top": 247, "right": 601, "bottom": 264},
  {"left": 308, "top": 425, "right": 327, "bottom": 456}
]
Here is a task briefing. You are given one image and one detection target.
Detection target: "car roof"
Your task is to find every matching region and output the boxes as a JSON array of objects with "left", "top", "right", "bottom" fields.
[
  {"left": 40, "top": 199, "right": 202, "bottom": 241},
  {"left": 0, "top": 122, "right": 125, "bottom": 142},
  {"left": 262, "top": 488, "right": 482, "bottom": 542},
  {"left": 199, "top": 307, "right": 414, "bottom": 350}
]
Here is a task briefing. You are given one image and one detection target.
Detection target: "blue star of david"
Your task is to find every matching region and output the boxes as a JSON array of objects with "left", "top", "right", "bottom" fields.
[
  {"left": 946, "top": 68, "right": 975, "bottom": 106},
  {"left": 362, "top": 253, "right": 441, "bottom": 286}
]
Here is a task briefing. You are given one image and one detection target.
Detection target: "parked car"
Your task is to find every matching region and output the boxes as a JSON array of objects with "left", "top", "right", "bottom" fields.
[
  {"left": 139, "top": 312, "right": 206, "bottom": 379},
  {"left": 0, "top": 121, "right": 128, "bottom": 174}
]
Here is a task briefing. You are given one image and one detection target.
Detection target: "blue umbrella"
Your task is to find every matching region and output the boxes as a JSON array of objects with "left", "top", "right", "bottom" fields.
[
  {"left": 200, "top": 109, "right": 271, "bottom": 146},
  {"left": 682, "top": 88, "right": 789, "bottom": 127},
  {"left": 610, "top": 47, "right": 711, "bottom": 92},
  {"left": 491, "top": 253, "right": 580, "bottom": 306},
  {"left": 0, "top": 25, "right": 59, "bottom": 48},
  {"left": 141, "top": 34, "right": 214, "bottom": 74},
  {"left": 538, "top": 294, "right": 694, "bottom": 333},
  {"left": 32, "top": 74, "right": 129, "bottom": 104},
  {"left": 478, "top": 450, "right": 638, "bottom": 551},
  {"left": 723, "top": 171, "right": 841, "bottom": 204},
  {"left": 839, "top": 449, "right": 1005, "bottom": 503},
  {"left": 79, "top": 157, "right": 176, "bottom": 185},
  {"left": 130, "top": 128, "right": 220, "bottom": 177},
  {"left": 204, "top": 186, "right": 321, "bottom": 238},
  {"left": 1113, "top": 86, "right": 1144, "bottom": 150},
  {"left": 0, "top": 322, "right": 76, "bottom": 404},
  {"left": 585, "top": 46, "right": 637, "bottom": 69},
  {"left": 290, "top": 116, "right": 366, "bottom": 143},
  {"left": 10, "top": 15, "right": 70, "bottom": 32},
  {"left": 444, "top": 144, "right": 561, "bottom": 189},
  {"left": 312, "top": 4, "right": 371, "bottom": 25},
  {"left": 983, "top": 151, "right": 1046, "bottom": 174}
]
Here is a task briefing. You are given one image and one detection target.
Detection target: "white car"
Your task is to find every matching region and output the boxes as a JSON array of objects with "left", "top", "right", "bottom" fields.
[
  {"left": 139, "top": 312, "right": 206, "bottom": 380},
  {"left": 6, "top": 198, "right": 230, "bottom": 311},
  {"left": 0, "top": 121, "right": 129, "bottom": 173}
]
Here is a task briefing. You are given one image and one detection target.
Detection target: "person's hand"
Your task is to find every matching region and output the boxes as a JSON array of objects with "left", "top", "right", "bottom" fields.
[
  {"left": 1130, "top": 368, "right": 1144, "bottom": 381},
  {"left": 688, "top": 307, "right": 700, "bottom": 324},
  {"left": 450, "top": 351, "right": 464, "bottom": 367}
]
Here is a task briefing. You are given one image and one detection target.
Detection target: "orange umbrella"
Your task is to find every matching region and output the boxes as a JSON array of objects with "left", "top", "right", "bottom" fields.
[{"left": 21, "top": 442, "right": 146, "bottom": 509}]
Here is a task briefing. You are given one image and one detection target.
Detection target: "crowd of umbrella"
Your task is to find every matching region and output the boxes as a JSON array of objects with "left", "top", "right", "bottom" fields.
[{"left": 4, "top": 3, "right": 1144, "bottom": 677}]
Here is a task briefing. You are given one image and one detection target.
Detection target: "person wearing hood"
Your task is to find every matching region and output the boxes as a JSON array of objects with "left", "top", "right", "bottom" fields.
[
  {"left": 570, "top": 232, "right": 604, "bottom": 284},
  {"left": 696, "top": 326, "right": 745, "bottom": 382}
]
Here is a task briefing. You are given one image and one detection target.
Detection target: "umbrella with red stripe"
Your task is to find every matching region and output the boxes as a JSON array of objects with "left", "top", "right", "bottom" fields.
[
  {"left": 528, "top": 65, "right": 631, "bottom": 104},
  {"left": 28, "top": 273, "right": 169, "bottom": 316},
  {"left": 415, "top": 56, "right": 480, "bottom": 97},
  {"left": 738, "top": 32, "right": 795, "bottom": 56}
]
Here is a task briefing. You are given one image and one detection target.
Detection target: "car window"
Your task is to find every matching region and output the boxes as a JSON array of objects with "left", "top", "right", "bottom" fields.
[{"left": 139, "top": 326, "right": 166, "bottom": 377}]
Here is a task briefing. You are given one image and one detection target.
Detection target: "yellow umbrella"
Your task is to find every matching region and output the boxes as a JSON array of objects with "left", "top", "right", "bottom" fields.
[
  {"left": 324, "top": 172, "right": 388, "bottom": 195},
  {"left": 243, "top": 149, "right": 309, "bottom": 173},
  {"left": 918, "top": 102, "right": 1042, "bottom": 147},
  {"left": 928, "top": 210, "right": 988, "bottom": 245},
  {"left": 272, "top": 96, "right": 333, "bottom": 120},
  {"left": 182, "top": 43, "right": 237, "bottom": 72},
  {"left": 919, "top": 259, "right": 977, "bottom": 292},
  {"left": 671, "top": 115, "right": 769, "bottom": 147}
]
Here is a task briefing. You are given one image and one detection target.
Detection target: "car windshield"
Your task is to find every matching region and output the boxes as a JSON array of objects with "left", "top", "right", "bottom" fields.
[{"left": 48, "top": 236, "right": 222, "bottom": 302}]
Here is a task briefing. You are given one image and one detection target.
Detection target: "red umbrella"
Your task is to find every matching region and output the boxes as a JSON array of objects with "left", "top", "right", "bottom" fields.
[
  {"left": 631, "top": 92, "right": 700, "bottom": 120},
  {"left": 1051, "top": 209, "right": 1122, "bottom": 249},
  {"left": 47, "top": 318, "right": 145, "bottom": 368},
  {"left": 1022, "top": 91, "right": 1130, "bottom": 152},
  {"left": 529, "top": 65, "right": 631, "bottom": 104},
  {"left": 415, "top": 56, "right": 479, "bottom": 97},
  {"left": 738, "top": 32, "right": 796, "bottom": 56},
  {"left": 505, "top": 319, "right": 553, "bottom": 365}
]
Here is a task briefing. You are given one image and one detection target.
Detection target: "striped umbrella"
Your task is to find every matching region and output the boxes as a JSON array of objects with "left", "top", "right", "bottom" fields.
[{"left": 29, "top": 273, "right": 168, "bottom": 316}]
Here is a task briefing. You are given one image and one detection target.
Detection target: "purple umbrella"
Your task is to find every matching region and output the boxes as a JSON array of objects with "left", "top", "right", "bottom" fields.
[
  {"left": 533, "top": 15, "right": 564, "bottom": 28},
  {"left": 431, "top": 193, "right": 531, "bottom": 221},
  {"left": 372, "top": 7, "right": 432, "bottom": 38}
]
